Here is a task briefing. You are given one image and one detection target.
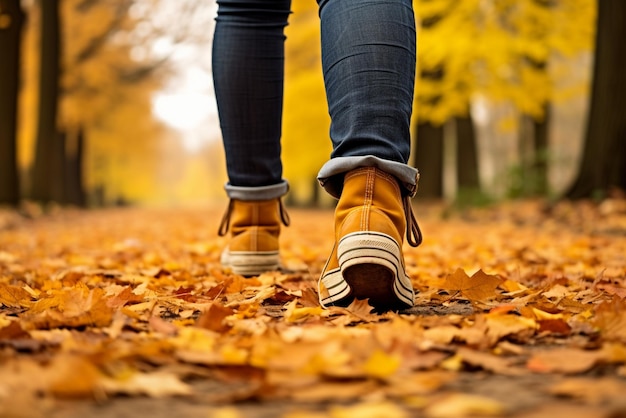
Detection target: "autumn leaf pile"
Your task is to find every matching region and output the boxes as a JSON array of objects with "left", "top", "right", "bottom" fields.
[{"left": 1, "top": 199, "right": 626, "bottom": 417}]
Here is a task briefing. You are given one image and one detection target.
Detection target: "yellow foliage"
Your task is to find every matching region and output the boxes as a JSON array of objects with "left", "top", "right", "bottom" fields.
[{"left": 414, "top": 0, "right": 596, "bottom": 124}]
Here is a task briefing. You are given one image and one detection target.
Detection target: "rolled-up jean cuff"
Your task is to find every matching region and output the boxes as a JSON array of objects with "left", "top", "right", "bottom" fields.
[
  {"left": 224, "top": 180, "right": 289, "bottom": 201},
  {"left": 317, "top": 156, "right": 419, "bottom": 199}
]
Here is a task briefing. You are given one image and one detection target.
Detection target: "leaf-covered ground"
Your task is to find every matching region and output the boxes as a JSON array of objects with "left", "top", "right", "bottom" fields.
[{"left": 1, "top": 199, "right": 626, "bottom": 418}]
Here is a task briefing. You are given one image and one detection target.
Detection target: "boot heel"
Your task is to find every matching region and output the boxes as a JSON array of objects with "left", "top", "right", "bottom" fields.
[
  {"left": 337, "top": 231, "right": 414, "bottom": 310},
  {"left": 221, "top": 250, "right": 280, "bottom": 276}
]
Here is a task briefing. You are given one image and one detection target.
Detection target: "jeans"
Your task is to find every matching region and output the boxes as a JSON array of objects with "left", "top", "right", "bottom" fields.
[{"left": 213, "top": 0, "right": 418, "bottom": 201}]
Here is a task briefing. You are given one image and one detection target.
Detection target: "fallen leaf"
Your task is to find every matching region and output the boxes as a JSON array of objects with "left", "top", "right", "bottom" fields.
[
  {"left": 101, "top": 371, "right": 192, "bottom": 397},
  {"left": 593, "top": 297, "right": 626, "bottom": 341},
  {"left": 0, "top": 319, "right": 28, "bottom": 339},
  {"left": 550, "top": 377, "right": 626, "bottom": 405},
  {"left": 526, "top": 348, "right": 603, "bottom": 374},
  {"left": 149, "top": 316, "right": 179, "bottom": 336},
  {"left": 284, "top": 300, "right": 324, "bottom": 323},
  {"left": 0, "top": 282, "right": 32, "bottom": 308},
  {"left": 456, "top": 347, "right": 526, "bottom": 375},
  {"left": 425, "top": 393, "right": 505, "bottom": 417},
  {"left": 441, "top": 269, "right": 503, "bottom": 302},
  {"left": 362, "top": 349, "right": 401, "bottom": 379},
  {"left": 330, "top": 401, "right": 409, "bottom": 418},
  {"left": 196, "top": 302, "right": 234, "bottom": 333}
]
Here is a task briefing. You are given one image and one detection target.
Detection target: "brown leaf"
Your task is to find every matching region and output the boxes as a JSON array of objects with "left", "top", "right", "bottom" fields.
[
  {"left": 106, "top": 286, "right": 144, "bottom": 309},
  {"left": 299, "top": 287, "right": 321, "bottom": 307},
  {"left": 196, "top": 302, "right": 234, "bottom": 333},
  {"left": 441, "top": 269, "right": 503, "bottom": 302},
  {"left": 0, "top": 320, "right": 28, "bottom": 339},
  {"left": 537, "top": 318, "right": 571, "bottom": 335}
]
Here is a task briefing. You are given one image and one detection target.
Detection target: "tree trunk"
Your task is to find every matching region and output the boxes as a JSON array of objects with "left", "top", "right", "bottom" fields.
[
  {"left": 565, "top": 0, "right": 626, "bottom": 199},
  {"left": 50, "top": 129, "right": 66, "bottom": 203},
  {"left": 518, "top": 104, "right": 550, "bottom": 197},
  {"left": 64, "top": 126, "right": 86, "bottom": 206},
  {"left": 414, "top": 121, "right": 444, "bottom": 198},
  {"left": 455, "top": 112, "right": 480, "bottom": 192},
  {"left": 0, "top": 0, "right": 25, "bottom": 206},
  {"left": 31, "top": 0, "right": 61, "bottom": 203},
  {"left": 532, "top": 103, "right": 550, "bottom": 196}
]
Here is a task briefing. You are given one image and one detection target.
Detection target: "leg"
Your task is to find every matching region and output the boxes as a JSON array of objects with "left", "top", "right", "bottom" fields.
[
  {"left": 316, "top": 0, "right": 422, "bottom": 311},
  {"left": 212, "top": 0, "right": 291, "bottom": 196},
  {"left": 213, "top": 0, "right": 292, "bottom": 275}
]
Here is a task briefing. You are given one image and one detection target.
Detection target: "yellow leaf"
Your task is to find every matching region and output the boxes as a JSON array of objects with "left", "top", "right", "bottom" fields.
[
  {"left": 363, "top": 350, "right": 401, "bottom": 380},
  {"left": 331, "top": 401, "right": 409, "bottom": 418},
  {"left": 284, "top": 300, "right": 324, "bottom": 323},
  {"left": 101, "top": 371, "right": 192, "bottom": 398}
]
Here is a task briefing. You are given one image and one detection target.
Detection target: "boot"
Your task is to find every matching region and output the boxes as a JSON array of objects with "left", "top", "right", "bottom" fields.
[
  {"left": 218, "top": 198, "right": 290, "bottom": 276},
  {"left": 319, "top": 167, "right": 422, "bottom": 311}
]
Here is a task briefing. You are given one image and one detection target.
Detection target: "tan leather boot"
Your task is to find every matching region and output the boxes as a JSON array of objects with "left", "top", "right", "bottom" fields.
[
  {"left": 218, "top": 198, "right": 290, "bottom": 276},
  {"left": 319, "top": 167, "right": 422, "bottom": 311}
]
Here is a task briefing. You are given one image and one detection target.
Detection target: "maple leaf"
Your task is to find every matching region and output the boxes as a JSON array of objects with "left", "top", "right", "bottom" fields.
[{"left": 441, "top": 269, "right": 503, "bottom": 302}]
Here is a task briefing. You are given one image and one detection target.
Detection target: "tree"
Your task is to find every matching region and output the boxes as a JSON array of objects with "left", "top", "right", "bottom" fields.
[
  {"left": 413, "top": 0, "right": 595, "bottom": 199},
  {"left": 414, "top": 119, "right": 444, "bottom": 198},
  {"left": 0, "top": 0, "right": 25, "bottom": 206},
  {"left": 30, "top": 0, "right": 61, "bottom": 203},
  {"left": 455, "top": 110, "right": 480, "bottom": 192},
  {"left": 565, "top": 0, "right": 626, "bottom": 199}
]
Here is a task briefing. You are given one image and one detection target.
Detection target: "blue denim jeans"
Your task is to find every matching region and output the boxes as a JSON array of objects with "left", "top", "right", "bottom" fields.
[{"left": 213, "top": 0, "right": 418, "bottom": 201}]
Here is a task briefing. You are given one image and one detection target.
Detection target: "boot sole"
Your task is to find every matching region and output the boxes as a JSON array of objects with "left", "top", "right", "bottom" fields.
[
  {"left": 221, "top": 250, "right": 280, "bottom": 276},
  {"left": 319, "top": 266, "right": 354, "bottom": 307},
  {"left": 337, "top": 231, "right": 414, "bottom": 311}
]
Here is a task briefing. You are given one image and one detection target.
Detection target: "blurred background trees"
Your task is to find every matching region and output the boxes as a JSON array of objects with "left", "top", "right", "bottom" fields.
[
  {"left": 0, "top": 0, "right": 25, "bottom": 206},
  {"left": 0, "top": 0, "right": 621, "bottom": 208}
]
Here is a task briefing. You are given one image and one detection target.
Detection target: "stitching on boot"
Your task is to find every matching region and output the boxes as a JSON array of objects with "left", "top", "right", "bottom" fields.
[
  {"left": 376, "top": 170, "right": 401, "bottom": 195},
  {"left": 362, "top": 168, "right": 374, "bottom": 231},
  {"left": 251, "top": 204, "right": 258, "bottom": 252}
]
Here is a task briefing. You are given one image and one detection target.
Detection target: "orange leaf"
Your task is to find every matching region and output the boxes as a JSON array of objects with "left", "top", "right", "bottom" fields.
[
  {"left": 441, "top": 269, "right": 503, "bottom": 302},
  {"left": 526, "top": 348, "right": 603, "bottom": 374},
  {"left": 0, "top": 283, "right": 32, "bottom": 308}
]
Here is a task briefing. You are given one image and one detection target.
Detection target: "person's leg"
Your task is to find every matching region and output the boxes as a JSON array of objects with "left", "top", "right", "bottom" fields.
[
  {"left": 316, "top": 0, "right": 422, "bottom": 310},
  {"left": 213, "top": 0, "right": 292, "bottom": 275}
]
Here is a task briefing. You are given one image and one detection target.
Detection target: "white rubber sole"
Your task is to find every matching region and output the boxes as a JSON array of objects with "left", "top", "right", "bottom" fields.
[
  {"left": 221, "top": 249, "right": 280, "bottom": 276},
  {"left": 337, "top": 231, "right": 414, "bottom": 310},
  {"left": 319, "top": 266, "right": 353, "bottom": 307}
]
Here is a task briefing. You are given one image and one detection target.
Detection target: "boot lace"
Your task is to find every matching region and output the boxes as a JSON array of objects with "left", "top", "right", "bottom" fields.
[{"left": 404, "top": 196, "right": 423, "bottom": 247}]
